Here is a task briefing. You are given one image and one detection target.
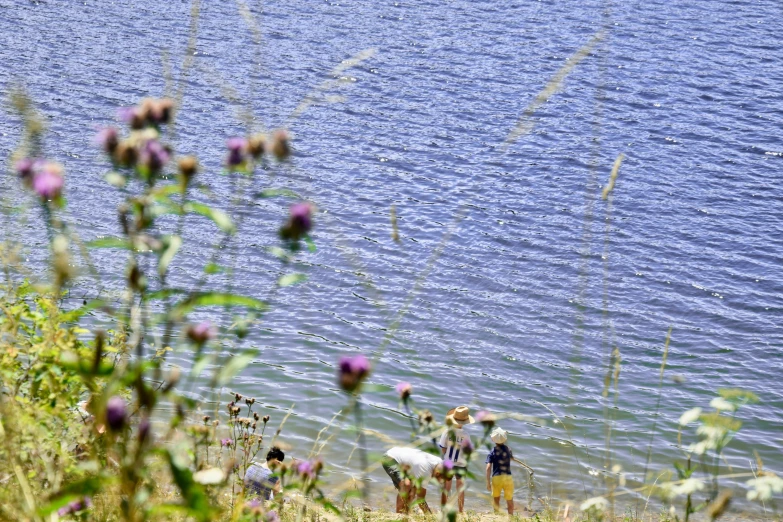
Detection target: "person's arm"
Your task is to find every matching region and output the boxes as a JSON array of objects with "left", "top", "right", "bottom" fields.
[
  {"left": 486, "top": 462, "right": 492, "bottom": 491},
  {"left": 438, "top": 431, "right": 448, "bottom": 455},
  {"left": 417, "top": 487, "right": 431, "bottom": 514}
]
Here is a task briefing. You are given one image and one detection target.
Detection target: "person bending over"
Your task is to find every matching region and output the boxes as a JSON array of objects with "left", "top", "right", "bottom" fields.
[
  {"left": 382, "top": 446, "right": 444, "bottom": 514},
  {"left": 244, "top": 447, "right": 285, "bottom": 501}
]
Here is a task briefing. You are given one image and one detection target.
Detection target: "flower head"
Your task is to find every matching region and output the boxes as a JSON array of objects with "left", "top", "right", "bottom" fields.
[
  {"left": 118, "top": 106, "right": 144, "bottom": 129},
  {"left": 221, "top": 438, "right": 234, "bottom": 447},
  {"left": 279, "top": 202, "right": 315, "bottom": 242},
  {"left": 226, "top": 137, "right": 248, "bottom": 168},
  {"left": 395, "top": 382, "right": 412, "bottom": 401},
  {"left": 338, "top": 354, "right": 370, "bottom": 393},
  {"left": 475, "top": 410, "right": 496, "bottom": 428},
  {"left": 266, "top": 510, "right": 281, "bottom": 522},
  {"left": 106, "top": 396, "right": 126, "bottom": 432},
  {"left": 269, "top": 129, "right": 291, "bottom": 160},
  {"left": 58, "top": 496, "right": 92, "bottom": 516},
  {"left": 297, "top": 460, "right": 315, "bottom": 480},
  {"left": 460, "top": 437, "right": 474, "bottom": 456},
  {"left": 187, "top": 321, "right": 216, "bottom": 345},
  {"left": 15, "top": 158, "right": 36, "bottom": 184},
  {"left": 95, "top": 127, "right": 119, "bottom": 154},
  {"left": 32, "top": 162, "right": 64, "bottom": 200},
  {"left": 139, "top": 139, "right": 170, "bottom": 172}
]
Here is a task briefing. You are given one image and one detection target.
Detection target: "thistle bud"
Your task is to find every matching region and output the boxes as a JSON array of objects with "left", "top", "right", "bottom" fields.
[
  {"left": 248, "top": 134, "right": 266, "bottom": 158},
  {"left": 203, "top": 415, "right": 211, "bottom": 423},
  {"left": 269, "top": 129, "right": 291, "bottom": 160},
  {"left": 106, "top": 396, "right": 126, "bottom": 432},
  {"left": 178, "top": 155, "right": 198, "bottom": 183},
  {"left": 262, "top": 415, "right": 270, "bottom": 424}
]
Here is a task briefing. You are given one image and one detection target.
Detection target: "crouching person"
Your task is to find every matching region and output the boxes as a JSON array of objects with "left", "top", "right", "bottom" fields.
[
  {"left": 244, "top": 447, "right": 285, "bottom": 501},
  {"left": 382, "top": 446, "right": 443, "bottom": 514}
]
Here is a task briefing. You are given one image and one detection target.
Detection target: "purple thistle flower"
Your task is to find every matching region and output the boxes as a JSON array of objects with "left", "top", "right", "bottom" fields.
[
  {"left": 117, "top": 106, "right": 144, "bottom": 129},
  {"left": 460, "top": 437, "right": 474, "bottom": 455},
  {"left": 187, "top": 321, "right": 216, "bottom": 344},
  {"left": 442, "top": 459, "right": 454, "bottom": 471},
  {"left": 266, "top": 510, "right": 281, "bottom": 522},
  {"left": 95, "top": 127, "right": 119, "bottom": 154},
  {"left": 279, "top": 202, "right": 315, "bottom": 242},
  {"left": 32, "top": 162, "right": 64, "bottom": 200},
  {"left": 395, "top": 382, "right": 412, "bottom": 401},
  {"left": 58, "top": 497, "right": 92, "bottom": 516},
  {"left": 221, "top": 438, "right": 234, "bottom": 447},
  {"left": 15, "top": 158, "right": 35, "bottom": 183},
  {"left": 245, "top": 499, "right": 261, "bottom": 509},
  {"left": 289, "top": 203, "right": 313, "bottom": 234},
  {"left": 117, "top": 106, "right": 135, "bottom": 123},
  {"left": 106, "top": 396, "right": 126, "bottom": 431},
  {"left": 139, "top": 139, "right": 170, "bottom": 172},
  {"left": 475, "top": 410, "right": 496, "bottom": 427},
  {"left": 297, "top": 460, "right": 315, "bottom": 479},
  {"left": 338, "top": 354, "right": 370, "bottom": 393},
  {"left": 226, "top": 137, "right": 248, "bottom": 167}
]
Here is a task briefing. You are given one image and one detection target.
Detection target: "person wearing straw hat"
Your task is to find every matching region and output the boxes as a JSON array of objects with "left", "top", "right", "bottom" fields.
[
  {"left": 486, "top": 426, "right": 515, "bottom": 515},
  {"left": 439, "top": 405, "right": 475, "bottom": 513}
]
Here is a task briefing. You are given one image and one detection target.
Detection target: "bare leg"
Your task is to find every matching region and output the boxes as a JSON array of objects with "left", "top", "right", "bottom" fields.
[
  {"left": 507, "top": 499, "right": 514, "bottom": 515},
  {"left": 493, "top": 496, "right": 501, "bottom": 513},
  {"left": 456, "top": 478, "right": 465, "bottom": 513},
  {"left": 397, "top": 480, "right": 412, "bottom": 514},
  {"left": 441, "top": 478, "right": 452, "bottom": 507}
]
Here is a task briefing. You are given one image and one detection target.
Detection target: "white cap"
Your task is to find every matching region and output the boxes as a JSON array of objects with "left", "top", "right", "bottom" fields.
[{"left": 490, "top": 427, "right": 507, "bottom": 444}]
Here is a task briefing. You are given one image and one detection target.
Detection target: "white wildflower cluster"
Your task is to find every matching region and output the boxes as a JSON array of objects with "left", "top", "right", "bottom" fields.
[
  {"left": 580, "top": 496, "right": 608, "bottom": 512},
  {"left": 709, "top": 397, "right": 736, "bottom": 412},
  {"left": 746, "top": 474, "right": 783, "bottom": 502},
  {"left": 660, "top": 478, "right": 705, "bottom": 500},
  {"left": 678, "top": 407, "right": 702, "bottom": 426}
]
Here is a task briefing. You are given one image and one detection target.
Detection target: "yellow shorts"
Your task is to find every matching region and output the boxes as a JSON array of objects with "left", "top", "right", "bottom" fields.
[{"left": 491, "top": 474, "right": 514, "bottom": 500}]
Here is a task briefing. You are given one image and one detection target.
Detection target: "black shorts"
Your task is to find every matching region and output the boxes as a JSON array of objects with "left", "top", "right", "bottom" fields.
[
  {"left": 453, "top": 466, "right": 468, "bottom": 479},
  {"left": 382, "top": 458, "right": 403, "bottom": 489}
]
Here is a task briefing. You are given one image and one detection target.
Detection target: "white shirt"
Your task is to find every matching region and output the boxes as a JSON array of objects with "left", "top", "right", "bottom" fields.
[
  {"left": 439, "top": 427, "right": 471, "bottom": 467},
  {"left": 385, "top": 447, "right": 442, "bottom": 479}
]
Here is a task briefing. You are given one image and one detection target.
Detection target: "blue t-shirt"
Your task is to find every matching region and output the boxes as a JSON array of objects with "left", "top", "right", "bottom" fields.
[{"left": 486, "top": 444, "right": 513, "bottom": 476}]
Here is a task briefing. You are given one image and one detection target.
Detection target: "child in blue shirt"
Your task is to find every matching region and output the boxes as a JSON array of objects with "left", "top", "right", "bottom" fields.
[{"left": 485, "top": 427, "right": 515, "bottom": 515}]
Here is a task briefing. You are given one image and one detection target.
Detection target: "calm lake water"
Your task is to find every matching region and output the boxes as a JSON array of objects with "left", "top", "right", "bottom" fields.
[{"left": 1, "top": 0, "right": 782, "bottom": 512}]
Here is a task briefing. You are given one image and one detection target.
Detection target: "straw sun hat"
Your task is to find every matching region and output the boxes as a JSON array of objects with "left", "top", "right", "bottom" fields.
[{"left": 445, "top": 405, "right": 475, "bottom": 425}]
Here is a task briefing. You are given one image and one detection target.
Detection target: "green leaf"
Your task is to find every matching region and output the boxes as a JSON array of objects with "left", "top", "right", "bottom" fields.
[
  {"left": 203, "top": 262, "right": 224, "bottom": 275},
  {"left": 267, "top": 246, "right": 292, "bottom": 261},
  {"left": 184, "top": 202, "right": 235, "bottom": 234},
  {"left": 144, "top": 288, "right": 187, "bottom": 301},
  {"left": 86, "top": 237, "right": 132, "bottom": 249},
  {"left": 60, "top": 299, "right": 105, "bottom": 322},
  {"left": 163, "top": 449, "right": 213, "bottom": 521},
  {"left": 158, "top": 235, "right": 183, "bottom": 277},
  {"left": 360, "top": 384, "right": 388, "bottom": 394},
  {"left": 278, "top": 273, "right": 307, "bottom": 287},
  {"left": 37, "top": 475, "right": 107, "bottom": 516},
  {"left": 254, "top": 188, "right": 302, "bottom": 199},
  {"left": 303, "top": 234, "right": 317, "bottom": 253},
  {"left": 104, "top": 171, "right": 126, "bottom": 188},
  {"left": 170, "top": 292, "right": 267, "bottom": 319},
  {"left": 216, "top": 349, "right": 258, "bottom": 385},
  {"left": 191, "top": 355, "right": 215, "bottom": 381}
]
